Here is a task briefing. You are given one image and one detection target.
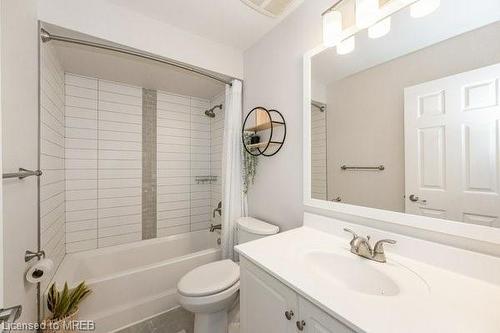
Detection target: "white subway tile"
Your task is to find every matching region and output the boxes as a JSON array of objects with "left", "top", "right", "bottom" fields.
[
  {"left": 66, "top": 229, "right": 97, "bottom": 243},
  {"left": 98, "top": 232, "right": 141, "bottom": 248},
  {"left": 66, "top": 239, "right": 97, "bottom": 253},
  {"left": 99, "top": 224, "right": 141, "bottom": 238},
  {"left": 99, "top": 178, "right": 141, "bottom": 189},
  {"left": 157, "top": 225, "right": 190, "bottom": 237},
  {"left": 66, "top": 220, "right": 98, "bottom": 233},
  {"left": 99, "top": 187, "right": 141, "bottom": 198},
  {"left": 66, "top": 189, "right": 98, "bottom": 201},
  {"left": 66, "top": 209, "right": 98, "bottom": 222},
  {"left": 157, "top": 92, "right": 190, "bottom": 105},
  {"left": 65, "top": 74, "right": 98, "bottom": 89},
  {"left": 99, "top": 100, "right": 142, "bottom": 115},
  {"left": 99, "top": 80, "right": 142, "bottom": 97},
  {"left": 65, "top": 85, "right": 98, "bottom": 99},
  {"left": 100, "top": 91, "right": 141, "bottom": 106},
  {"left": 99, "top": 214, "right": 141, "bottom": 228}
]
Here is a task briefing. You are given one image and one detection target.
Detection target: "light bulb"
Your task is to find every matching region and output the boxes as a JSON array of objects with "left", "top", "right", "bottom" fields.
[
  {"left": 356, "top": 0, "right": 379, "bottom": 29},
  {"left": 337, "top": 36, "right": 355, "bottom": 55},
  {"left": 368, "top": 17, "right": 391, "bottom": 39},
  {"left": 323, "top": 10, "right": 343, "bottom": 47},
  {"left": 410, "top": 0, "right": 440, "bottom": 18}
]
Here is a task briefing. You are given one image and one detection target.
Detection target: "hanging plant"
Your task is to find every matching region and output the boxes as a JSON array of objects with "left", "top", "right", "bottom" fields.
[{"left": 242, "top": 133, "right": 258, "bottom": 194}]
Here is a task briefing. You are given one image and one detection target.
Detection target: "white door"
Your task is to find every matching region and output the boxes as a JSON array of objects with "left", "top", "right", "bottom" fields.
[
  {"left": 240, "top": 258, "right": 298, "bottom": 333},
  {"left": 1, "top": 0, "right": 39, "bottom": 324},
  {"left": 405, "top": 63, "right": 500, "bottom": 226},
  {"left": 298, "top": 297, "right": 354, "bottom": 333}
]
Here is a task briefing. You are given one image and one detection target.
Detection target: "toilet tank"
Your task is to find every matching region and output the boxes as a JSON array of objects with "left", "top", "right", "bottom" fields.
[{"left": 236, "top": 217, "right": 279, "bottom": 244}]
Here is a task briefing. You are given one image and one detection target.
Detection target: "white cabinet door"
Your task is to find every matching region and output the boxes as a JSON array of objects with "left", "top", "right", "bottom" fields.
[
  {"left": 240, "top": 258, "right": 298, "bottom": 333},
  {"left": 298, "top": 297, "right": 355, "bottom": 333},
  {"left": 404, "top": 63, "right": 500, "bottom": 226}
]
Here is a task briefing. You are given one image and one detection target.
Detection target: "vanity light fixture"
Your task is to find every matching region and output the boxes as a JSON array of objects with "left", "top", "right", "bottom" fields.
[
  {"left": 337, "top": 36, "right": 356, "bottom": 55},
  {"left": 410, "top": 0, "right": 440, "bottom": 18},
  {"left": 321, "top": 0, "right": 439, "bottom": 52},
  {"left": 368, "top": 17, "right": 391, "bottom": 38},
  {"left": 355, "top": 0, "right": 379, "bottom": 29},
  {"left": 323, "top": 10, "right": 343, "bottom": 47}
]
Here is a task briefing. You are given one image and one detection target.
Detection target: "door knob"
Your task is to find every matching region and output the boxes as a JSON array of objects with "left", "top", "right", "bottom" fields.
[
  {"left": 284, "top": 310, "right": 294, "bottom": 320},
  {"left": 296, "top": 320, "right": 306, "bottom": 331},
  {"left": 409, "top": 194, "right": 427, "bottom": 204}
]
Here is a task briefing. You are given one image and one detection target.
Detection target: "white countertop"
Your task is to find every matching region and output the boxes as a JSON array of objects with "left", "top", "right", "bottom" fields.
[{"left": 235, "top": 226, "right": 500, "bottom": 333}]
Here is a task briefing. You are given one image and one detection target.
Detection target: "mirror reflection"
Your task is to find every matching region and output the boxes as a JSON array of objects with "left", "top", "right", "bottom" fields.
[{"left": 310, "top": 0, "right": 500, "bottom": 227}]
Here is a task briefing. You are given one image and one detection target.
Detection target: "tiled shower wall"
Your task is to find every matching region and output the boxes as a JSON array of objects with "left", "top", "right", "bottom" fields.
[
  {"left": 64, "top": 74, "right": 143, "bottom": 253},
  {"left": 156, "top": 91, "right": 212, "bottom": 237},
  {"left": 62, "top": 73, "right": 221, "bottom": 253},
  {"left": 311, "top": 107, "right": 327, "bottom": 200},
  {"left": 40, "top": 43, "right": 66, "bottom": 285}
]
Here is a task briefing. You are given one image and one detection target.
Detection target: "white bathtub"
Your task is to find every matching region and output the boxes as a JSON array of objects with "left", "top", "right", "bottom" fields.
[{"left": 46, "top": 231, "right": 221, "bottom": 333}]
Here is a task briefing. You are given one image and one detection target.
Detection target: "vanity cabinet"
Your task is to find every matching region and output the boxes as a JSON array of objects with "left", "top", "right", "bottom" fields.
[{"left": 240, "top": 258, "right": 355, "bottom": 333}]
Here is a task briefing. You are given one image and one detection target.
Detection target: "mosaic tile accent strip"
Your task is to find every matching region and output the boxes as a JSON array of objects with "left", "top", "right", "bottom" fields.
[{"left": 142, "top": 88, "right": 157, "bottom": 239}]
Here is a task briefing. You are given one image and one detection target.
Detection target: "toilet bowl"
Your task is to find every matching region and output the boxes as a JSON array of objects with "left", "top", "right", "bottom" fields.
[{"left": 177, "top": 217, "right": 279, "bottom": 333}]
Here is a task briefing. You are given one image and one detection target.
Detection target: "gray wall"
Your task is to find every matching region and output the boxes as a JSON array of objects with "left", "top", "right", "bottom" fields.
[
  {"left": 244, "top": 0, "right": 331, "bottom": 231},
  {"left": 326, "top": 21, "right": 500, "bottom": 213}
]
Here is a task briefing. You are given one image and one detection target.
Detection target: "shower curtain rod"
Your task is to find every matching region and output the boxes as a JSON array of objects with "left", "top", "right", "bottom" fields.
[{"left": 40, "top": 28, "right": 233, "bottom": 86}]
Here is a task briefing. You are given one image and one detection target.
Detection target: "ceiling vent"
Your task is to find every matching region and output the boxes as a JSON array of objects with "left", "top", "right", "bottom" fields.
[{"left": 240, "top": 0, "right": 300, "bottom": 17}]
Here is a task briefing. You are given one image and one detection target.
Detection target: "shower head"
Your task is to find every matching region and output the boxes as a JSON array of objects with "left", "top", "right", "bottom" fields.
[{"left": 204, "top": 104, "right": 223, "bottom": 118}]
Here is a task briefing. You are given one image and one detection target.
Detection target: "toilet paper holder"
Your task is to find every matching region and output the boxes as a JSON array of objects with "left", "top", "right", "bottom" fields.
[{"left": 24, "top": 250, "right": 45, "bottom": 262}]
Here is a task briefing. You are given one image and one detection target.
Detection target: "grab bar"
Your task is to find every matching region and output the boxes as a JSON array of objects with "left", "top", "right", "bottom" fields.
[
  {"left": 3, "top": 168, "right": 43, "bottom": 180},
  {"left": 341, "top": 165, "right": 385, "bottom": 171}
]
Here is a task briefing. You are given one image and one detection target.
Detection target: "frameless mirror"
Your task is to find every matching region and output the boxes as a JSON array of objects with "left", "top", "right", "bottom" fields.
[{"left": 308, "top": 0, "right": 500, "bottom": 228}]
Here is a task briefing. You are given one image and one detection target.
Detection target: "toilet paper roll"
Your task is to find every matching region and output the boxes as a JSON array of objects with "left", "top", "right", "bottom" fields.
[{"left": 26, "top": 258, "right": 54, "bottom": 284}]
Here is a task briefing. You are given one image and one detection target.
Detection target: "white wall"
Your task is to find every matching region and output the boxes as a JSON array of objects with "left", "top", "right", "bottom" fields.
[
  {"left": 37, "top": 0, "right": 244, "bottom": 79},
  {"left": 1, "top": 0, "right": 39, "bottom": 323},
  {"left": 244, "top": 0, "right": 331, "bottom": 231}
]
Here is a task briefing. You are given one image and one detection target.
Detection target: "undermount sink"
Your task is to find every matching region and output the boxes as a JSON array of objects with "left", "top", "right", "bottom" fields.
[{"left": 302, "top": 251, "right": 426, "bottom": 297}]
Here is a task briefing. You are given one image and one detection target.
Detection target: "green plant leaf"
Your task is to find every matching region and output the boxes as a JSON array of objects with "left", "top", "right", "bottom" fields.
[{"left": 46, "top": 281, "right": 92, "bottom": 320}]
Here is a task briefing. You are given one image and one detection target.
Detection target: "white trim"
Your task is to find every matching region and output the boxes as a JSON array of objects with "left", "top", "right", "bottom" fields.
[{"left": 302, "top": 2, "right": 500, "bottom": 252}]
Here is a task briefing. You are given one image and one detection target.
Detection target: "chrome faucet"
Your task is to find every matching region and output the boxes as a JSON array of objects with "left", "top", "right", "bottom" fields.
[
  {"left": 344, "top": 228, "right": 396, "bottom": 263},
  {"left": 213, "top": 201, "right": 222, "bottom": 218}
]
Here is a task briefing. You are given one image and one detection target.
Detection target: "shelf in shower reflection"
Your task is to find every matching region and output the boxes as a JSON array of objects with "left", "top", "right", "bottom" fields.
[{"left": 195, "top": 176, "right": 218, "bottom": 184}]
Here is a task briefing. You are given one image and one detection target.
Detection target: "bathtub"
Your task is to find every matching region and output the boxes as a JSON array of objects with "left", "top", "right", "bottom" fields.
[{"left": 46, "top": 230, "right": 221, "bottom": 333}]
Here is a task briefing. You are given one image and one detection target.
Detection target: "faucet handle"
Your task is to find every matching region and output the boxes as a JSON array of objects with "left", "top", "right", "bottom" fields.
[
  {"left": 343, "top": 228, "right": 358, "bottom": 242},
  {"left": 373, "top": 239, "right": 397, "bottom": 253}
]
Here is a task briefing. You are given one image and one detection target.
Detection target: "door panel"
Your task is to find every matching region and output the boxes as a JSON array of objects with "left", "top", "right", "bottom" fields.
[
  {"left": 405, "top": 63, "right": 500, "bottom": 225},
  {"left": 240, "top": 258, "right": 297, "bottom": 333}
]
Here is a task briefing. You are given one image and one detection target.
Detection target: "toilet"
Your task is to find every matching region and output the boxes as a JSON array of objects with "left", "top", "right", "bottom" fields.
[{"left": 177, "top": 217, "right": 279, "bottom": 333}]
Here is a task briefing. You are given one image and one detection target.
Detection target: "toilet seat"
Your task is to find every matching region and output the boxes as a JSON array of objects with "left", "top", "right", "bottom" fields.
[
  {"left": 178, "top": 259, "right": 240, "bottom": 297},
  {"left": 178, "top": 281, "right": 240, "bottom": 314}
]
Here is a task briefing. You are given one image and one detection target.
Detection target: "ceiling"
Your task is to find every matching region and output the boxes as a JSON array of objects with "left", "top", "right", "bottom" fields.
[
  {"left": 106, "top": 0, "right": 303, "bottom": 51},
  {"left": 312, "top": 0, "right": 500, "bottom": 85}
]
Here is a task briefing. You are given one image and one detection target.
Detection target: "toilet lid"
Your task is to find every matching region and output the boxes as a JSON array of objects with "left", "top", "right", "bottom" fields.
[{"left": 177, "top": 260, "right": 240, "bottom": 297}]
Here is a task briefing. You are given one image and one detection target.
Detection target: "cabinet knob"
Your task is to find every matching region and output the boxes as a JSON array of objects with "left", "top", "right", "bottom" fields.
[
  {"left": 296, "top": 320, "right": 306, "bottom": 331},
  {"left": 284, "top": 310, "right": 294, "bottom": 320}
]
